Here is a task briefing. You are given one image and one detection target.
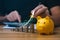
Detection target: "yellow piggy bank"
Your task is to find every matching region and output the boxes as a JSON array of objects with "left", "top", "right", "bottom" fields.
[{"left": 36, "top": 16, "right": 54, "bottom": 35}]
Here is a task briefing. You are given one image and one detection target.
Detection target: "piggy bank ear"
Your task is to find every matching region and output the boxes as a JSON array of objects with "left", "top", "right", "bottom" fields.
[
  {"left": 45, "top": 16, "right": 50, "bottom": 19},
  {"left": 36, "top": 16, "right": 41, "bottom": 20}
]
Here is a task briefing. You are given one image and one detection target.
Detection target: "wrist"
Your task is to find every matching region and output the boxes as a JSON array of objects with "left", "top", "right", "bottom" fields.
[{"left": 0, "top": 15, "right": 9, "bottom": 22}]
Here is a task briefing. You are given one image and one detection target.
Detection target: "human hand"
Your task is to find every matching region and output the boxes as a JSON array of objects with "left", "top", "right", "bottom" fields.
[
  {"left": 5, "top": 10, "right": 21, "bottom": 22},
  {"left": 31, "top": 4, "right": 48, "bottom": 17}
]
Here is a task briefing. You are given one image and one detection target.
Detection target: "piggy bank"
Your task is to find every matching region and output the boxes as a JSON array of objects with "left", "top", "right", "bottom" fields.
[{"left": 36, "top": 16, "right": 54, "bottom": 35}]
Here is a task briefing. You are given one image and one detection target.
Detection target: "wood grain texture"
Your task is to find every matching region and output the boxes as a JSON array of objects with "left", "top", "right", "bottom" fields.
[{"left": 0, "top": 25, "right": 60, "bottom": 40}]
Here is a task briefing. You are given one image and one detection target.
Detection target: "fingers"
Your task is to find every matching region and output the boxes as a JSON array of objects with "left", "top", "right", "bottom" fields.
[
  {"left": 6, "top": 12, "right": 16, "bottom": 21},
  {"left": 31, "top": 4, "right": 48, "bottom": 17},
  {"left": 16, "top": 14, "right": 21, "bottom": 22},
  {"left": 45, "top": 10, "right": 50, "bottom": 15},
  {"left": 6, "top": 10, "right": 21, "bottom": 22},
  {"left": 34, "top": 7, "right": 47, "bottom": 17},
  {"left": 13, "top": 10, "right": 21, "bottom": 22},
  {"left": 6, "top": 15, "right": 13, "bottom": 21},
  {"left": 31, "top": 4, "right": 44, "bottom": 13}
]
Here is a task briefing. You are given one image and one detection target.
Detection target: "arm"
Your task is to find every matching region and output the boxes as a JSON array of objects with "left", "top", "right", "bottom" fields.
[
  {"left": 50, "top": 6, "right": 60, "bottom": 26},
  {"left": 0, "top": 16, "right": 6, "bottom": 22}
]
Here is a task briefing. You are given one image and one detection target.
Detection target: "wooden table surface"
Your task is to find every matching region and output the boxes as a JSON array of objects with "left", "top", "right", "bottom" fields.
[{"left": 0, "top": 25, "right": 60, "bottom": 40}]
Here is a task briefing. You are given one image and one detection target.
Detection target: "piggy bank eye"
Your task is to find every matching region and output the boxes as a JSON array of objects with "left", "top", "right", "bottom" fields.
[
  {"left": 38, "top": 22, "right": 40, "bottom": 23},
  {"left": 44, "top": 22, "right": 46, "bottom": 24}
]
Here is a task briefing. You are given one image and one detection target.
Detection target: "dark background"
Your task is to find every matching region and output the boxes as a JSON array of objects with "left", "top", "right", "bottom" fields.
[{"left": 0, "top": 0, "right": 60, "bottom": 22}]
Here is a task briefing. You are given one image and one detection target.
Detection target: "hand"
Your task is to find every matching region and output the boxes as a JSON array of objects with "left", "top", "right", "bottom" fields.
[
  {"left": 31, "top": 4, "right": 48, "bottom": 17},
  {"left": 5, "top": 10, "right": 21, "bottom": 22}
]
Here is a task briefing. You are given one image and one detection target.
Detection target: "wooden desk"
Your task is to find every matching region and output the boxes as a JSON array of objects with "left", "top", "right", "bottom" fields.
[{"left": 0, "top": 26, "right": 60, "bottom": 40}]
